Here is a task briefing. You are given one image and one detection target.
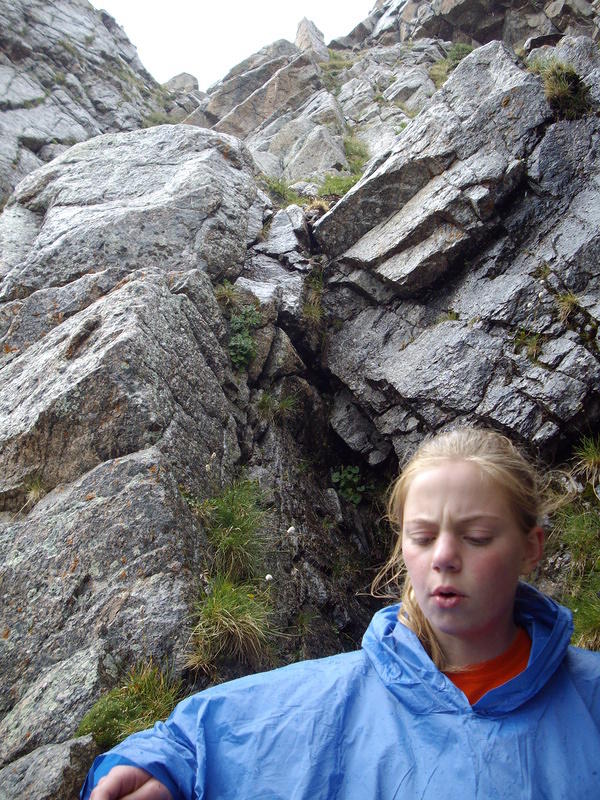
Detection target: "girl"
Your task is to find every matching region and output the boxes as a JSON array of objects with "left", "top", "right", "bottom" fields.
[{"left": 82, "top": 427, "right": 600, "bottom": 799}]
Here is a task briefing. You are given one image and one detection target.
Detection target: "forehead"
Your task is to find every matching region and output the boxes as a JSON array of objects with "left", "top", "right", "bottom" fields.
[{"left": 403, "top": 459, "right": 511, "bottom": 518}]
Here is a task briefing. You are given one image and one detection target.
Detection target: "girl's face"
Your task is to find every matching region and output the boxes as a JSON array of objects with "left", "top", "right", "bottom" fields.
[{"left": 401, "top": 459, "right": 543, "bottom": 667}]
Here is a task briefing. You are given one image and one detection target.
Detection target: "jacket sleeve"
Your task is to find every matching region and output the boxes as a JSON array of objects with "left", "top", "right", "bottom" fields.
[{"left": 80, "top": 691, "right": 209, "bottom": 800}]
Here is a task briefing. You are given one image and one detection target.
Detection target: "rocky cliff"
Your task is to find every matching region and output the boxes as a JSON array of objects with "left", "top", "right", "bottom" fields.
[{"left": 1, "top": 0, "right": 600, "bottom": 797}]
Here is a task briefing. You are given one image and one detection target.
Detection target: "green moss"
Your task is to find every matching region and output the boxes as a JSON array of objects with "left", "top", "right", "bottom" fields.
[
  {"left": 436, "top": 309, "right": 459, "bottom": 323},
  {"left": 76, "top": 663, "right": 182, "bottom": 749}
]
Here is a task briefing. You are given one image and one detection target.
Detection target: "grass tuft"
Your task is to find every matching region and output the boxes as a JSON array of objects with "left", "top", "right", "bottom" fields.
[
  {"left": 514, "top": 329, "right": 542, "bottom": 361},
  {"left": 76, "top": 662, "right": 182, "bottom": 750},
  {"left": 214, "top": 279, "right": 240, "bottom": 308},
  {"left": 262, "top": 176, "right": 301, "bottom": 207},
  {"left": 429, "top": 43, "right": 474, "bottom": 88},
  {"left": 573, "top": 435, "right": 600, "bottom": 487},
  {"left": 318, "top": 174, "right": 360, "bottom": 197},
  {"left": 257, "top": 392, "right": 298, "bottom": 422},
  {"left": 555, "top": 291, "right": 579, "bottom": 323},
  {"left": 193, "top": 480, "right": 267, "bottom": 580},
  {"left": 187, "top": 576, "right": 272, "bottom": 671},
  {"left": 528, "top": 59, "right": 591, "bottom": 120}
]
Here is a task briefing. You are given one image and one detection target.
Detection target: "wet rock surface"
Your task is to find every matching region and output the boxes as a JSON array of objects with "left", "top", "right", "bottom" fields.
[{"left": 1, "top": 1, "right": 600, "bottom": 796}]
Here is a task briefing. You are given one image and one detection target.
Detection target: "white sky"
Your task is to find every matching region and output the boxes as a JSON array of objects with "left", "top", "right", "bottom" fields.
[{"left": 89, "top": 1, "right": 374, "bottom": 92}]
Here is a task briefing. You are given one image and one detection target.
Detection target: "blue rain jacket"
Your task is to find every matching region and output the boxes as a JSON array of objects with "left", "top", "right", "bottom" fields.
[{"left": 81, "top": 584, "right": 600, "bottom": 799}]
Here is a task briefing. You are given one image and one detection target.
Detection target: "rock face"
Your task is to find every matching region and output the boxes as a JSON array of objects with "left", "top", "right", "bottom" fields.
[
  {"left": 315, "top": 39, "right": 600, "bottom": 462},
  {"left": 0, "top": 0, "right": 167, "bottom": 207},
  {"left": 2, "top": 1, "right": 600, "bottom": 797},
  {"left": 337, "top": 0, "right": 599, "bottom": 49}
]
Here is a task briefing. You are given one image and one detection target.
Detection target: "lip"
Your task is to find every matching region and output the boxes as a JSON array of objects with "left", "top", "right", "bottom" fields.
[
  {"left": 431, "top": 586, "right": 466, "bottom": 597},
  {"left": 430, "top": 586, "right": 466, "bottom": 609}
]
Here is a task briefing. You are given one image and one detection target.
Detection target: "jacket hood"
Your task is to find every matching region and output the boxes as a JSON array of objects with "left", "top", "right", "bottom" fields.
[{"left": 362, "top": 582, "right": 573, "bottom": 716}]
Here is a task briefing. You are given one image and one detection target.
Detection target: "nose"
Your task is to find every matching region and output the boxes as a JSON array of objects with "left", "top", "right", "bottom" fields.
[{"left": 431, "top": 531, "right": 461, "bottom": 572}]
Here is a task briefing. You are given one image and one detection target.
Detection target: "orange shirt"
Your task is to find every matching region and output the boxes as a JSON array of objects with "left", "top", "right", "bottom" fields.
[{"left": 444, "top": 627, "right": 532, "bottom": 705}]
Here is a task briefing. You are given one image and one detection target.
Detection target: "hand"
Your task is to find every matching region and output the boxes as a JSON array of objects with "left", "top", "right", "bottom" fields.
[{"left": 89, "top": 765, "right": 173, "bottom": 800}]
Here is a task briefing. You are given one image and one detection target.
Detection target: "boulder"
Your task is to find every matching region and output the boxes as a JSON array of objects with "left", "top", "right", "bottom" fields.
[
  {"left": 0, "top": 125, "right": 264, "bottom": 301},
  {"left": 164, "top": 72, "right": 199, "bottom": 92}
]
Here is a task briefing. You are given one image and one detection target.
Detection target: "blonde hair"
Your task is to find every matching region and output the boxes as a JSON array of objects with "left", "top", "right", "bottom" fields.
[{"left": 373, "top": 427, "right": 545, "bottom": 670}]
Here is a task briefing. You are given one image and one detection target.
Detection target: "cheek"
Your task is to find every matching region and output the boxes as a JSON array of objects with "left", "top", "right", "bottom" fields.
[{"left": 471, "top": 550, "right": 522, "bottom": 594}]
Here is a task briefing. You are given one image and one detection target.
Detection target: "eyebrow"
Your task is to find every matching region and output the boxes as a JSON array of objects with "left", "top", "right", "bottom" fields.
[{"left": 403, "top": 513, "right": 503, "bottom": 525}]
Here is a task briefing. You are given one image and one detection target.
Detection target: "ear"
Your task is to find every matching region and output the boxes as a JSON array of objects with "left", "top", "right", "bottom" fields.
[{"left": 521, "top": 526, "right": 544, "bottom": 575}]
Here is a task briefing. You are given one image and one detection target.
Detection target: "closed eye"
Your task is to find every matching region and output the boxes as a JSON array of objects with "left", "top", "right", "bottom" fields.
[{"left": 464, "top": 536, "right": 493, "bottom": 546}]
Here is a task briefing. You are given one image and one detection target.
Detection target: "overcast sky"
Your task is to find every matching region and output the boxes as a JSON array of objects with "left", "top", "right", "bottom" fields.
[{"left": 89, "top": 1, "right": 374, "bottom": 91}]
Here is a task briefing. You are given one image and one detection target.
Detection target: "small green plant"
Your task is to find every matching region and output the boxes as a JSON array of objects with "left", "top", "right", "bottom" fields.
[
  {"left": 194, "top": 480, "right": 267, "bottom": 580},
  {"left": 429, "top": 43, "right": 474, "bottom": 88},
  {"left": 534, "top": 261, "right": 551, "bottom": 280},
  {"left": 187, "top": 576, "right": 273, "bottom": 671},
  {"left": 318, "top": 174, "right": 360, "bottom": 197},
  {"left": 214, "top": 279, "right": 239, "bottom": 307},
  {"left": 76, "top": 662, "right": 182, "bottom": 749},
  {"left": 550, "top": 497, "right": 600, "bottom": 649},
  {"left": 514, "top": 329, "right": 542, "bottom": 361},
  {"left": 343, "top": 135, "right": 369, "bottom": 174},
  {"left": 556, "top": 291, "right": 579, "bottom": 323},
  {"left": 12, "top": 474, "right": 47, "bottom": 518},
  {"left": 554, "top": 502, "right": 600, "bottom": 575},
  {"left": 142, "top": 111, "right": 174, "bottom": 128},
  {"left": 302, "top": 301, "right": 324, "bottom": 327},
  {"left": 228, "top": 305, "right": 262, "bottom": 371},
  {"left": 58, "top": 37, "right": 78, "bottom": 58},
  {"left": 263, "top": 176, "right": 301, "bottom": 206},
  {"left": 528, "top": 59, "right": 591, "bottom": 120},
  {"left": 332, "top": 465, "right": 369, "bottom": 506},
  {"left": 568, "top": 590, "right": 600, "bottom": 650},
  {"left": 319, "top": 49, "right": 355, "bottom": 93},
  {"left": 257, "top": 392, "right": 298, "bottom": 422},
  {"left": 437, "top": 309, "right": 459, "bottom": 323},
  {"left": 574, "top": 435, "right": 600, "bottom": 487},
  {"left": 84, "top": 34, "right": 95, "bottom": 45}
]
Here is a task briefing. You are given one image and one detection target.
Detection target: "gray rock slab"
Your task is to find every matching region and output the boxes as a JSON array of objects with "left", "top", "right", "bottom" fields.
[
  {"left": 214, "top": 53, "right": 323, "bottom": 140},
  {"left": 0, "top": 269, "right": 238, "bottom": 503},
  {"left": 0, "top": 735, "right": 99, "bottom": 800},
  {"left": 314, "top": 42, "right": 550, "bottom": 264},
  {"left": 0, "top": 450, "right": 200, "bottom": 765},
  {"left": 295, "top": 18, "right": 330, "bottom": 62},
  {"left": 0, "top": 125, "right": 263, "bottom": 300}
]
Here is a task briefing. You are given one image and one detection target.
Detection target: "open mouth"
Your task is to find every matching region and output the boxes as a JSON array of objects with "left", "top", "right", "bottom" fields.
[{"left": 431, "top": 588, "right": 465, "bottom": 608}]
